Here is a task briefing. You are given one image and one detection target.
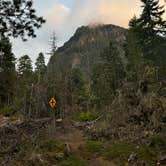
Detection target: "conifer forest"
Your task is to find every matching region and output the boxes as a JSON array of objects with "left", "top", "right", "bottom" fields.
[{"left": 0, "top": 0, "right": 166, "bottom": 165}]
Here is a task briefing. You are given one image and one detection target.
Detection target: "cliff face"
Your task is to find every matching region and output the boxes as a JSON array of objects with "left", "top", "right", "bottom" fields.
[{"left": 48, "top": 24, "right": 127, "bottom": 74}]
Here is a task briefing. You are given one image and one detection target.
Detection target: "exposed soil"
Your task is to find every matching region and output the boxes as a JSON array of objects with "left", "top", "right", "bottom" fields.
[{"left": 48, "top": 118, "right": 117, "bottom": 166}]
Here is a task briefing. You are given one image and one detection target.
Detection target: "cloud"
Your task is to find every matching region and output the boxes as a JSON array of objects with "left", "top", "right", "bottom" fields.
[
  {"left": 46, "top": 4, "right": 70, "bottom": 33},
  {"left": 13, "top": 3, "right": 70, "bottom": 64},
  {"left": 47, "top": 0, "right": 142, "bottom": 44},
  {"left": 92, "top": 0, "right": 141, "bottom": 26},
  {"left": 12, "top": 0, "right": 166, "bottom": 65},
  {"left": 51, "top": 0, "right": 166, "bottom": 34}
]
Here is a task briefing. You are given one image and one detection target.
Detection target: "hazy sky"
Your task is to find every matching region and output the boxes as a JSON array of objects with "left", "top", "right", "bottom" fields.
[{"left": 12, "top": 0, "right": 166, "bottom": 65}]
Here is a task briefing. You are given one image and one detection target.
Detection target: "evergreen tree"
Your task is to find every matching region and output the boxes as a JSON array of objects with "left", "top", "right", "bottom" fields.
[
  {"left": 35, "top": 52, "right": 46, "bottom": 82},
  {"left": 30, "top": 52, "right": 48, "bottom": 118},
  {"left": 0, "top": 36, "right": 15, "bottom": 106},
  {"left": 18, "top": 55, "right": 33, "bottom": 77},
  {"left": 48, "top": 32, "right": 57, "bottom": 56},
  {"left": 17, "top": 55, "right": 33, "bottom": 98},
  {"left": 102, "top": 42, "right": 125, "bottom": 91},
  {"left": 0, "top": 0, "right": 45, "bottom": 40},
  {"left": 129, "top": 0, "right": 166, "bottom": 79},
  {"left": 130, "top": 0, "right": 166, "bottom": 48},
  {"left": 139, "top": 0, "right": 166, "bottom": 38},
  {"left": 68, "top": 68, "right": 88, "bottom": 108},
  {"left": 17, "top": 55, "right": 33, "bottom": 117},
  {"left": 91, "top": 64, "right": 112, "bottom": 105},
  {"left": 91, "top": 41, "right": 125, "bottom": 105},
  {"left": 0, "top": 0, "right": 45, "bottom": 112},
  {"left": 125, "top": 16, "right": 144, "bottom": 81},
  {"left": 46, "top": 32, "right": 57, "bottom": 73}
]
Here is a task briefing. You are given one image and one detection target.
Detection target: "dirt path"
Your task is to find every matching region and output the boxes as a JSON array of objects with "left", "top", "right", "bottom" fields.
[
  {"left": 50, "top": 118, "right": 86, "bottom": 152},
  {"left": 50, "top": 118, "right": 117, "bottom": 166}
]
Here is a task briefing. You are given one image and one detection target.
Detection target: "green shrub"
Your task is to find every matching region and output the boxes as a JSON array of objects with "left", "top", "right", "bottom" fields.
[
  {"left": 0, "top": 106, "right": 14, "bottom": 116},
  {"left": 78, "top": 112, "right": 97, "bottom": 121},
  {"left": 86, "top": 141, "right": 105, "bottom": 155},
  {"left": 149, "top": 136, "right": 166, "bottom": 148}
]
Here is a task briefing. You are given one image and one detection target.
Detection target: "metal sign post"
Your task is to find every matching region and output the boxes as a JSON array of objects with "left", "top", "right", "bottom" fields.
[{"left": 49, "top": 98, "right": 57, "bottom": 135}]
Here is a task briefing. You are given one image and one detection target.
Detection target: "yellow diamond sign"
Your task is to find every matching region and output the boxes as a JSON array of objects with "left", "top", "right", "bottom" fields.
[{"left": 49, "top": 98, "right": 56, "bottom": 108}]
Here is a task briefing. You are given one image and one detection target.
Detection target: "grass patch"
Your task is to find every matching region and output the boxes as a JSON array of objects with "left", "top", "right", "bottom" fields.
[
  {"left": 85, "top": 140, "right": 160, "bottom": 165},
  {"left": 136, "top": 146, "right": 157, "bottom": 165},
  {"left": 0, "top": 106, "right": 14, "bottom": 116},
  {"left": 37, "top": 139, "right": 66, "bottom": 162},
  {"left": 58, "top": 156, "right": 88, "bottom": 166},
  {"left": 39, "top": 140, "right": 64, "bottom": 153},
  {"left": 104, "top": 142, "right": 136, "bottom": 165},
  {"left": 39, "top": 140, "right": 88, "bottom": 165},
  {"left": 86, "top": 141, "right": 105, "bottom": 155}
]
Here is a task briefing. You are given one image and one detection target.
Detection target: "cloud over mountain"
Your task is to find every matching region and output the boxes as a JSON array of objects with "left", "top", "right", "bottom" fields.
[
  {"left": 46, "top": 0, "right": 141, "bottom": 42},
  {"left": 13, "top": 0, "right": 166, "bottom": 64}
]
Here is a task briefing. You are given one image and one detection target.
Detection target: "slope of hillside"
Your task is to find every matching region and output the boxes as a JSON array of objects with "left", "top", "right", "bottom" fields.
[{"left": 48, "top": 24, "right": 127, "bottom": 75}]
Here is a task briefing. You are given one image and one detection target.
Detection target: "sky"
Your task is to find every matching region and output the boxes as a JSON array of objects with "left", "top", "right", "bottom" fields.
[{"left": 12, "top": 0, "right": 166, "bottom": 65}]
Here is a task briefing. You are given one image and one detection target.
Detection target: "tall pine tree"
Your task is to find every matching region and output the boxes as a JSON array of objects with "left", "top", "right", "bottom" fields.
[
  {"left": 35, "top": 52, "right": 46, "bottom": 82},
  {"left": 139, "top": 0, "right": 166, "bottom": 39},
  {"left": 18, "top": 55, "right": 33, "bottom": 77},
  {"left": 17, "top": 55, "right": 33, "bottom": 117},
  {"left": 0, "top": 36, "right": 15, "bottom": 106},
  {"left": 129, "top": 0, "right": 166, "bottom": 79},
  {"left": 131, "top": 0, "right": 166, "bottom": 48},
  {"left": 125, "top": 16, "right": 144, "bottom": 81}
]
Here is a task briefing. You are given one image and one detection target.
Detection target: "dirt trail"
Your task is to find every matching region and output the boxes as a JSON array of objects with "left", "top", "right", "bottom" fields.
[
  {"left": 51, "top": 118, "right": 117, "bottom": 166},
  {"left": 51, "top": 118, "right": 86, "bottom": 152}
]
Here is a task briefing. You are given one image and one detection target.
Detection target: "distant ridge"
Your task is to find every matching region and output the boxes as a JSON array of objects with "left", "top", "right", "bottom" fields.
[{"left": 48, "top": 24, "right": 127, "bottom": 75}]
